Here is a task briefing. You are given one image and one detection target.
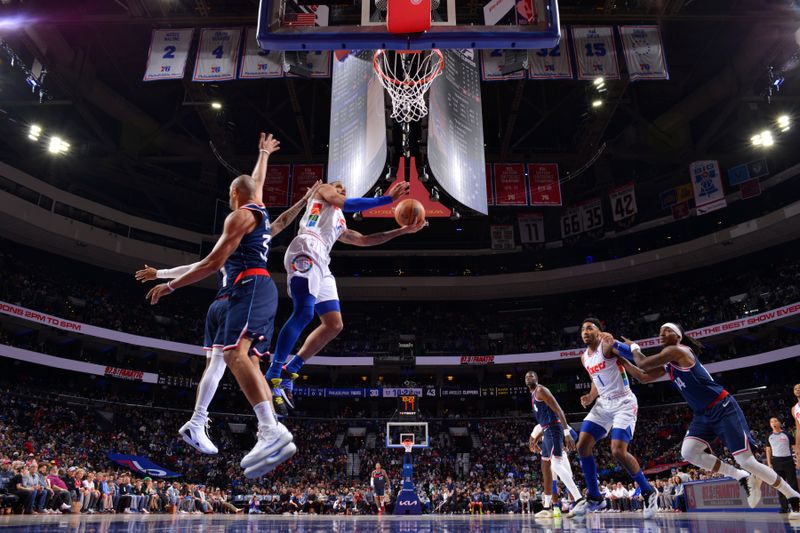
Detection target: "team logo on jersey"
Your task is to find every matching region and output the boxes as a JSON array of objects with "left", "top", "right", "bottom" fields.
[
  {"left": 291, "top": 254, "right": 314, "bottom": 273},
  {"left": 306, "top": 201, "right": 323, "bottom": 228},
  {"left": 587, "top": 361, "right": 606, "bottom": 375}
]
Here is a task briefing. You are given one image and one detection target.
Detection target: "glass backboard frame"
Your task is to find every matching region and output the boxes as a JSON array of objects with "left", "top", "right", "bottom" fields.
[
  {"left": 386, "top": 421, "right": 429, "bottom": 449},
  {"left": 257, "top": 0, "right": 561, "bottom": 51}
]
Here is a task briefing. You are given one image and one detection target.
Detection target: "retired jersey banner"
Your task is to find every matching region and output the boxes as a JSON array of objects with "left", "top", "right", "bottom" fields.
[
  {"left": 619, "top": 26, "right": 669, "bottom": 81},
  {"left": 579, "top": 198, "right": 604, "bottom": 232},
  {"left": 192, "top": 28, "right": 242, "bottom": 82},
  {"left": 609, "top": 182, "right": 638, "bottom": 221},
  {"left": 572, "top": 26, "right": 620, "bottom": 80},
  {"left": 528, "top": 163, "right": 562, "bottom": 206},
  {"left": 263, "top": 164, "right": 290, "bottom": 207},
  {"left": 690, "top": 160, "right": 727, "bottom": 215},
  {"left": 528, "top": 27, "right": 573, "bottom": 79},
  {"left": 143, "top": 29, "right": 194, "bottom": 81},
  {"left": 518, "top": 213, "right": 545, "bottom": 243},
  {"left": 291, "top": 164, "right": 324, "bottom": 204},
  {"left": 560, "top": 208, "right": 583, "bottom": 239},
  {"left": 486, "top": 164, "right": 495, "bottom": 206},
  {"left": 481, "top": 50, "right": 526, "bottom": 81},
  {"left": 493, "top": 163, "right": 527, "bottom": 206},
  {"left": 240, "top": 27, "right": 283, "bottom": 79}
]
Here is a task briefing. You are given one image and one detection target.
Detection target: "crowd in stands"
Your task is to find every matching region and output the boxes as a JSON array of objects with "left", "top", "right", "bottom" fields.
[{"left": 0, "top": 377, "right": 795, "bottom": 516}]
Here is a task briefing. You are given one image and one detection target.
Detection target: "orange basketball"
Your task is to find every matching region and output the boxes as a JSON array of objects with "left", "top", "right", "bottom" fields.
[{"left": 394, "top": 198, "right": 425, "bottom": 226}]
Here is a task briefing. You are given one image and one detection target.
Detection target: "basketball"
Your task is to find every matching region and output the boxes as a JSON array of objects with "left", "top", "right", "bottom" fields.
[{"left": 394, "top": 198, "right": 425, "bottom": 226}]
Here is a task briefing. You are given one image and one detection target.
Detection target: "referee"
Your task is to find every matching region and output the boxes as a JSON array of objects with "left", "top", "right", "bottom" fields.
[{"left": 766, "top": 417, "right": 799, "bottom": 514}]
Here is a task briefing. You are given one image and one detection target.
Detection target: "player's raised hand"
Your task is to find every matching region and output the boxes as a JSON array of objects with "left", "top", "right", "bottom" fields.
[
  {"left": 259, "top": 132, "right": 280, "bottom": 155},
  {"left": 400, "top": 217, "right": 427, "bottom": 235},
  {"left": 303, "top": 180, "right": 323, "bottom": 202},
  {"left": 134, "top": 265, "right": 157, "bottom": 283},
  {"left": 146, "top": 283, "right": 173, "bottom": 305},
  {"left": 386, "top": 181, "right": 411, "bottom": 201}
]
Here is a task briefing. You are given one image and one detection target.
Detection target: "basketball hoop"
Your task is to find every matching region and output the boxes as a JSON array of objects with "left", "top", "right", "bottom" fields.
[
  {"left": 402, "top": 439, "right": 414, "bottom": 453},
  {"left": 373, "top": 49, "right": 445, "bottom": 123}
]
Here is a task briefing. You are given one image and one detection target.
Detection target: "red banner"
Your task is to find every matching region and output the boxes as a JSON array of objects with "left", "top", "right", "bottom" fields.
[
  {"left": 740, "top": 178, "right": 761, "bottom": 199},
  {"left": 672, "top": 201, "right": 689, "bottom": 220},
  {"left": 460, "top": 356, "right": 495, "bottom": 365},
  {"left": 263, "top": 164, "right": 290, "bottom": 207},
  {"left": 104, "top": 366, "right": 145, "bottom": 381},
  {"left": 486, "top": 164, "right": 494, "bottom": 206},
  {"left": 362, "top": 157, "right": 451, "bottom": 218},
  {"left": 291, "top": 164, "right": 324, "bottom": 204},
  {"left": 493, "top": 163, "right": 527, "bottom": 206},
  {"left": 528, "top": 163, "right": 562, "bottom": 206}
]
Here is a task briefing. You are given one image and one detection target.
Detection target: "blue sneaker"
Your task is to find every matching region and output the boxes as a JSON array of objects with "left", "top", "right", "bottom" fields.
[{"left": 566, "top": 497, "right": 605, "bottom": 518}]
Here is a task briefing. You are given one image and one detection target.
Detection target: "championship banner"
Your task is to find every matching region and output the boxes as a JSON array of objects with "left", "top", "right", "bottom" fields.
[
  {"left": 619, "top": 26, "right": 669, "bottom": 81},
  {"left": 107, "top": 454, "right": 180, "bottom": 478},
  {"left": 572, "top": 26, "right": 620, "bottom": 80},
  {"left": 143, "top": 29, "right": 194, "bottom": 81},
  {"left": 579, "top": 197, "right": 604, "bottom": 233},
  {"left": 609, "top": 182, "right": 638, "bottom": 221},
  {"left": 518, "top": 213, "right": 545, "bottom": 244},
  {"left": 486, "top": 164, "right": 495, "bottom": 206},
  {"left": 560, "top": 208, "right": 583, "bottom": 239},
  {"left": 528, "top": 163, "right": 562, "bottom": 206},
  {"left": 480, "top": 50, "right": 526, "bottom": 81},
  {"left": 493, "top": 163, "right": 527, "bottom": 205},
  {"left": 690, "top": 160, "right": 727, "bottom": 215},
  {"left": 528, "top": 27, "right": 573, "bottom": 79},
  {"left": 659, "top": 183, "right": 692, "bottom": 210},
  {"left": 740, "top": 178, "right": 762, "bottom": 199},
  {"left": 291, "top": 164, "right": 324, "bottom": 204},
  {"left": 672, "top": 201, "right": 690, "bottom": 220},
  {"left": 286, "top": 50, "right": 332, "bottom": 78},
  {"left": 239, "top": 27, "right": 283, "bottom": 79},
  {"left": 263, "top": 164, "right": 290, "bottom": 207},
  {"left": 490, "top": 225, "right": 515, "bottom": 250},
  {"left": 192, "top": 28, "right": 242, "bottom": 82}
]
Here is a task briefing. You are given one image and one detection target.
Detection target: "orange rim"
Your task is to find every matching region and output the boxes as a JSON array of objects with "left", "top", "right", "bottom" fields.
[{"left": 373, "top": 49, "right": 445, "bottom": 87}]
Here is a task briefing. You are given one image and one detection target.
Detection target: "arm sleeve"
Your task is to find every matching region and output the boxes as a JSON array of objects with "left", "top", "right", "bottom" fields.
[
  {"left": 156, "top": 262, "right": 201, "bottom": 279},
  {"left": 342, "top": 196, "right": 393, "bottom": 213}
]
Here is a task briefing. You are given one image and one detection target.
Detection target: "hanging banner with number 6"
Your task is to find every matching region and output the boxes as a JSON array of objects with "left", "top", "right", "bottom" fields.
[
  {"left": 572, "top": 26, "right": 620, "bottom": 80},
  {"left": 579, "top": 198, "right": 604, "bottom": 232},
  {"left": 144, "top": 29, "right": 194, "bottom": 81},
  {"left": 193, "top": 28, "right": 242, "bottom": 82},
  {"left": 518, "top": 213, "right": 545, "bottom": 244},
  {"left": 560, "top": 208, "right": 583, "bottom": 239},
  {"left": 609, "top": 182, "right": 638, "bottom": 222}
]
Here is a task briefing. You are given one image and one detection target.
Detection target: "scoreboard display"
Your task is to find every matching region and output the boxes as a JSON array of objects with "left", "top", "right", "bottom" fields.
[{"left": 399, "top": 395, "right": 419, "bottom": 418}]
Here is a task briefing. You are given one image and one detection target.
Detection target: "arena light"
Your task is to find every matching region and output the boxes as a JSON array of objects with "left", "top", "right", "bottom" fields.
[
  {"left": 777, "top": 114, "right": 791, "bottom": 132},
  {"left": 592, "top": 99, "right": 603, "bottom": 108},
  {"left": 210, "top": 101, "right": 223, "bottom": 110},
  {"left": 446, "top": 375, "right": 454, "bottom": 382},
  {"left": 47, "top": 136, "right": 70, "bottom": 155},
  {"left": 593, "top": 77, "right": 605, "bottom": 87},
  {"left": 28, "top": 124, "right": 42, "bottom": 141}
]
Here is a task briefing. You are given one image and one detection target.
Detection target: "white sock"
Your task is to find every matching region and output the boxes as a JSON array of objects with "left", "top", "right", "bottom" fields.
[
  {"left": 736, "top": 451, "right": 800, "bottom": 499},
  {"left": 716, "top": 462, "right": 749, "bottom": 481},
  {"left": 551, "top": 456, "right": 583, "bottom": 502},
  {"left": 775, "top": 477, "right": 800, "bottom": 500},
  {"left": 253, "top": 400, "right": 277, "bottom": 427},
  {"left": 682, "top": 438, "right": 748, "bottom": 480},
  {"left": 543, "top": 494, "right": 552, "bottom": 508},
  {"left": 193, "top": 348, "right": 226, "bottom": 419}
]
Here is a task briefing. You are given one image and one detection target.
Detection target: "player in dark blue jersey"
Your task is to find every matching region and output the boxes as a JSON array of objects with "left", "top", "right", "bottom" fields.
[
  {"left": 609, "top": 323, "right": 800, "bottom": 517},
  {"left": 145, "top": 133, "right": 319, "bottom": 479},
  {"left": 524, "top": 371, "right": 577, "bottom": 518}
]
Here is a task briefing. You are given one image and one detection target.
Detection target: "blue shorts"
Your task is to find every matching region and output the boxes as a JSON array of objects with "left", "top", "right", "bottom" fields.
[
  {"left": 203, "top": 297, "right": 229, "bottom": 352},
  {"left": 541, "top": 424, "right": 564, "bottom": 460},
  {"left": 222, "top": 275, "right": 278, "bottom": 352},
  {"left": 686, "top": 396, "right": 755, "bottom": 456},
  {"left": 373, "top": 484, "right": 385, "bottom": 497}
]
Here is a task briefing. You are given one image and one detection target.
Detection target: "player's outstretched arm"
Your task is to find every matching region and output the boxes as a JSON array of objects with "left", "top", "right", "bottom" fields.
[
  {"left": 317, "top": 181, "right": 410, "bottom": 212},
  {"left": 271, "top": 180, "right": 322, "bottom": 236},
  {"left": 134, "top": 263, "right": 200, "bottom": 282},
  {"left": 618, "top": 357, "right": 665, "bottom": 384},
  {"left": 338, "top": 218, "right": 426, "bottom": 247},
  {"left": 251, "top": 133, "right": 280, "bottom": 205},
  {"left": 146, "top": 210, "right": 254, "bottom": 304}
]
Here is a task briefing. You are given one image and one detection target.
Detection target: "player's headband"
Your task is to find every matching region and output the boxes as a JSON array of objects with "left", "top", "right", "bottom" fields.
[{"left": 661, "top": 322, "right": 683, "bottom": 340}]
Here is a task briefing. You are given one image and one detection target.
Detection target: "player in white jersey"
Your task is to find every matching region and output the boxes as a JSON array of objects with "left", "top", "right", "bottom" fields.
[
  {"left": 793, "top": 383, "right": 800, "bottom": 468},
  {"left": 265, "top": 180, "right": 425, "bottom": 414},
  {"left": 567, "top": 318, "right": 659, "bottom": 519}
]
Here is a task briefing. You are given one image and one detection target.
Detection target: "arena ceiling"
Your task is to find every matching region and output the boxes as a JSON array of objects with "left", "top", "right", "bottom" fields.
[{"left": 0, "top": 0, "right": 799, "bottom": 236}]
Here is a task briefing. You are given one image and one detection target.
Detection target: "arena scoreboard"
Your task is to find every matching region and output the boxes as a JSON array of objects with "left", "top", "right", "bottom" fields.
[{"left": 399, "top": 394, "right": 419, "bottom": 418}]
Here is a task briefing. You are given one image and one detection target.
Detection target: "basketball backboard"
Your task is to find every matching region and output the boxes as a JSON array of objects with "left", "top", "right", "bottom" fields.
[
  {"left": 257, "top": 0, "right": 561, "bottom": 51},
  {"left": 386, "top": 422, "right": 429, "bottom": 449}
]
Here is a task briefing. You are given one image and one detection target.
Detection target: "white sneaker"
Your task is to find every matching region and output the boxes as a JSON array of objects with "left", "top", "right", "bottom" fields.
[
  {"left": 534, "top": 508, "right": 553, "bottom": 518},
  {"left": 788, "top": 511, "right": 800, "bottom": 520},
  {"left": 566, "top": 498, "right": 587, "bottom": 518},
  {"left": 179, "top": 416, "right": 219, "bottom": 455},
  {"left": 240, "top": 423, "right": 293, "bottom": 469},
  {"left": 124, "top": 509, "right": 134, "bottom": 514},
  {"left": 60, "top": 503, "right": 70, "bottom": 512},
  {"left": 643, "top": 490, "right": 659, "bottom": 519},
  {"left": 244, "top": 442, "right": 297, "bottom": 479},
  {"left": 746, "top": 474, "right": 762, "bottom": 508}
]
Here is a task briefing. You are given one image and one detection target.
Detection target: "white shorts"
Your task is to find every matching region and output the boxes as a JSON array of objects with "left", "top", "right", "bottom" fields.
[
  {"left": 583, "top": 392, "right": 638, "bottom": 440},
  {"left": 284, "top": 235, "right": 339, "bottom": 304}
]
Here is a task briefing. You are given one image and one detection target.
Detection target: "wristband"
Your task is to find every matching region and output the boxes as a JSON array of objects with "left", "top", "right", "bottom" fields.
[
  {"left": 563, "top": 429, "right": 572, "bottom": 437},
  {"left": 259, "top": 149, "right": 271, "bottom": 155},
  {"left": 156, "top": 269, "right": 168, "bottom": 279},
  {"left": 630, "top": 343, "right": 641, "bottom": 353},
  {"left": 613, "top": 340, "right": 635, "bottom": 362},
  {"left": 342, "top": 195, "right": 393, "bottom": 213},
  {"left": 166, "top": 280, "right": 176, "bottom": 293}
]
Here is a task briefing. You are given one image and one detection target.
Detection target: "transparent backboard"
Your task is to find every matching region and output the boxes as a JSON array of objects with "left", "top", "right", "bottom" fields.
[
  {"left": 386, "top": 422, "right": 429, "bottom": 449},
  {"left": 257, "top": 0, "right": 561, "bottom": 51}
]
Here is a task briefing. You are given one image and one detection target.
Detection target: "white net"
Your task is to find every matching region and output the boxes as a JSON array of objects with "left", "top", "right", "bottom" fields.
[
  {"left": 373, "top": 49, "right": 445, "bottom": 123},
  {"left": 402, "top": 440, "right": 414, "bottom": 453}
]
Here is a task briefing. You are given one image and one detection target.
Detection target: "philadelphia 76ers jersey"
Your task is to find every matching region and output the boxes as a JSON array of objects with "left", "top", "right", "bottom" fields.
[
  {"left": 582, "top": 345, "right": 631, "bottom": 400},
  {"left": 667, "top": 345, "right": 727, "bottom": 414},
  {"left": 223, "top": 203, "right": 271, "bottom": 281},
  {"left": 297, "top": 196, "right": 347, "bottom": 259}
]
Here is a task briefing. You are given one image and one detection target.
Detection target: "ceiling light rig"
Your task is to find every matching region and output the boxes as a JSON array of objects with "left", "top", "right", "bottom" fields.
[{"left": 0, "top": 39, "right": 49, "bottom": 103}]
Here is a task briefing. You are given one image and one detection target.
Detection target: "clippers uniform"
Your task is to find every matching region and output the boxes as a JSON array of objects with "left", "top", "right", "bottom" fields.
[
  {"left": 581, "top": 345, "right": 638, "bottom": 441},
  {"left": 221, "top": 203, "right": 279, "bottom": 351},
  {"left": 533, "top": 386, "right": 563, "bottom": 460},
  {"left": 371, "top": 469, "right": 388, "bottom": 497},
  {"left": 283, "top": 197, "right": 347, "bottom": 306},
  {"left": 203, "top": 270, "right": 231, "bottom": 355},
  {"left": 670, "top": 345, "right": 755, "bottom": 455}
]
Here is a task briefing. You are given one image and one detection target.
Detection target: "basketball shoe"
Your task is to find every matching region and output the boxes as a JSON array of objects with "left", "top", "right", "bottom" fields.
[
  {"left": 642, "top": 489, "right": 659, "bottom": 519},
  {"left": 243, "top": 442, "right": 297, "bottom": 479},
  {"left": 179, "top": 414, "right": 218, "bottom": 455},
  {"left": 240, "top": 422, "right": 293, "bottom": 469}
]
